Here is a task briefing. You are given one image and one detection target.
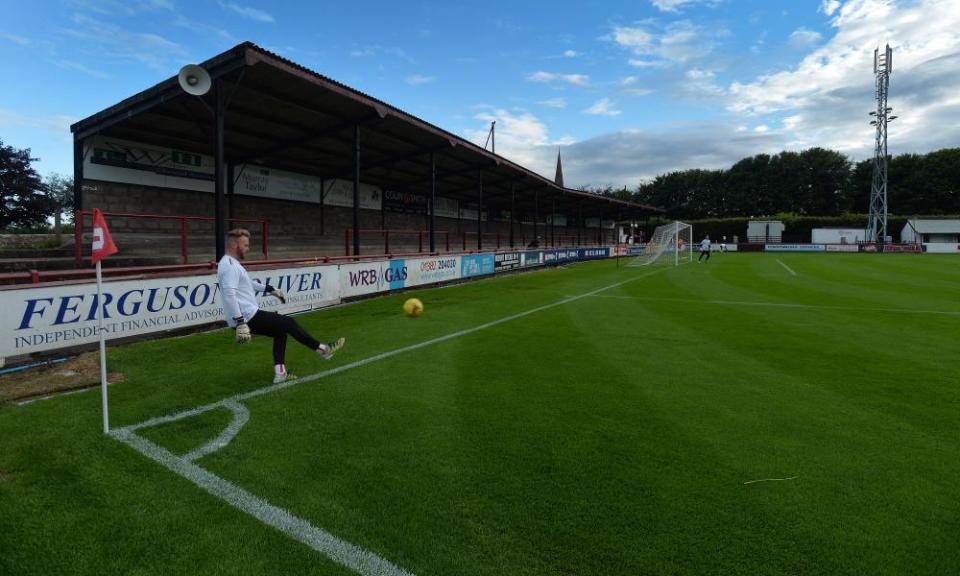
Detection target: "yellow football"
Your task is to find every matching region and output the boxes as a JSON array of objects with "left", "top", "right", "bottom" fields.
[{"left": 403, "top": 298, "right": 424, "bottom": 318}]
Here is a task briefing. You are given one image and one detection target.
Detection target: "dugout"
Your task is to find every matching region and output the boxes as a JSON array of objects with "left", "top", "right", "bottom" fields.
[{"left": 69, "top": 42, "right": 658, "bottom": 263}]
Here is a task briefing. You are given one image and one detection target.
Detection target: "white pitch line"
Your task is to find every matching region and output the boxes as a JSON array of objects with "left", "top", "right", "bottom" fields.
[
  {"left": 744, "top": 476, "right": 798, "bottom": 485},
  {"left": 112, "top": 266, "right": 666, "bottom": 576},
  {"left": 583, "top": 293, "right": 960, "bottom": 317},
  {"left": 775, "top": 258, "right": 797, "bottom": 276},
  {"left": 111, "top": 429, "right": 414, "bottom": 576},
  {"left": 118, "top": 267, "right": 667, "bottom": 437},
  {"left": 183, "top": 400, "right": 250, "bottom": 462}
]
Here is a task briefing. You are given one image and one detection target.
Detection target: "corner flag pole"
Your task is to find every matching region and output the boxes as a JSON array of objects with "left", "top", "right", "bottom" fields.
[
  {"left": 96, "top": 260, "right": 109, "bottom": 434},
  {"left": 90, "top": 208, "right": 118, "bottom": 434}
]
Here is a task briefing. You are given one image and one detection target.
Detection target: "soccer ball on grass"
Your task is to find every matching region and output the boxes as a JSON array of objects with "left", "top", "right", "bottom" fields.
[{"left": 403, "top": 298, "right": 424, "bottom": 318}]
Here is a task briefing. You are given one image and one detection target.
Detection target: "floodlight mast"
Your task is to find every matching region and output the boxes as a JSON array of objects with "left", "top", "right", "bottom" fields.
[
  {"left": 483, "top": 121, "right": 496, "bottom": 154},
  {"left": 867, "top": 44, "right": 895, "bottom": 243}
]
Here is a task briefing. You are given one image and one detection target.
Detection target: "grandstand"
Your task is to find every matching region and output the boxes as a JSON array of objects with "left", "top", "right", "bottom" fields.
[{"left": 61, "top": 42, "right": 658, "bottom": 270}]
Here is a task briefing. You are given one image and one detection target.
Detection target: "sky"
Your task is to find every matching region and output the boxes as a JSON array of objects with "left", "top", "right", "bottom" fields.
[{"left": 1, "top": 0, "right": 958, "bottom": 189}]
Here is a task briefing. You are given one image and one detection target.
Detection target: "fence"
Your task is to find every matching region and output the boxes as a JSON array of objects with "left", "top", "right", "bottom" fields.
[
  {"left": 344, "top": 229, "right": 451, "bottom": 256},
  {"left": 73, "top": 210, "right": 269, "bottom": 265}
]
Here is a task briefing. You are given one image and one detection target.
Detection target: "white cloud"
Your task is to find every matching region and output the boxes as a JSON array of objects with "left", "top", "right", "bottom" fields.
[
  {"left": 612, "top": 25, "right": 655, "bottom": 50},
  {"left": 174, "top": 15, "right": 234, "bottom": 43},
  {"left": 612, "top": 20, "right": 724, "bottom": 67},
  {"left": 350, "top": 45, "right": 416, "bottom": 64},
  {"left": 538, "top": 97, "right": 567, "bottom": 108},
  {"left": 560, "top": 124, "right": 782, "bottom": 187},
  {"left": 219, "top": 2, "right": 274, "bottom": 23},
  {"left": 584, "top": 98, "right": 622, "bottom": 116},
  {"left": 789, "top": 27, "right": 823, "bottom": 47},
  {"left": 0, "top": 32, "right": 31, "bottom": 46},
  {"left": 63, "top": 14, "right": 189, "bottom": 71},
  {"left": 619, "top": 76, "right": 654, "bottom": 96},
  {"left": 820, "top": 0, "right": 842, "bottom": 16},
  {"left": 726, "top": 0, "right": 960, "bottom": 160},
  {"left": 52, "top": 59, "right": 111, "bottom": 78},
  {"left": 783, "top": 115, "right": 803, "bottom": 130},
  {"left": 754, "top": 124, "right": 769, "bottom": 133},
  {"left": 685, "top": 68, "right": 725, "bottom": 96},
  {"left": 563, "top": 49, "right": 578, "bottom": 57},
  {"left": 650, "top": 0, "right": 720, "bottom": 13},
  {"left": 463, "top": 107, "right": 567, "bottom": 174},
  {"left": 66, "top": 0, "right": 175, "bottom": 16},
  {"left": 526, "top": 70, "right": 590, "bottom": 86},
  {"left": 405, "top": 74, "right": 435, "bottom": 85},
  {"left": 0, "top": 110, "right": 78, "bottom": 133},
  {"left": 659, "top": 20, "right": 701, "bottom": 61},
  {"left": 628, "top": 58, "right": 668, "bottom": 69},
  {"left": 728, "top": 0, "right": 956, "bottom": 114}
]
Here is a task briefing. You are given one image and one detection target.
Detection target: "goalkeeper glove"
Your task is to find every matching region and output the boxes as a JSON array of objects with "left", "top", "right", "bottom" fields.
[
  {"left": 266, "top": 286, "right": 287, "bottom": 304},
  {"left": 235, "top": 317, "right": 251, "bottom": 344}
]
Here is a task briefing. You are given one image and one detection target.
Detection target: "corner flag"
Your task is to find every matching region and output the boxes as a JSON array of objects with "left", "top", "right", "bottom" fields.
[
  {"left": 91, "top": 209, "right": 118, "bottom": 265},
  {"left": 90, "top": 209, "right": 118, "bottom": 434}
]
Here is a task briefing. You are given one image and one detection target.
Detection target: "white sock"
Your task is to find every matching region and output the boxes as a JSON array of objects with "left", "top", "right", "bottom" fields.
[
  {"left": 274, "top": 364, "right": 286, "bottom": 376},
  {"left": 316, "top": 344, "right": 328, "bottom": 354}
]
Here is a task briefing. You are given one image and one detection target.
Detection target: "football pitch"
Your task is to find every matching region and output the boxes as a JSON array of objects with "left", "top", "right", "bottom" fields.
[{"left": 1, "top": 253, "right": 958, "bottom": 575}]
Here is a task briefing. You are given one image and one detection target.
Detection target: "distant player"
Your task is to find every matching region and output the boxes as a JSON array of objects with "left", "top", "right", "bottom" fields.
[
  {"left": 720, "top": 235, "right": 727, "bottom": 253},
  {"left": 698, "top": 235, "right": 711, "bottom": 262},
  {"left": 217, "top": 228, "right": 345, "bottom": 384}
]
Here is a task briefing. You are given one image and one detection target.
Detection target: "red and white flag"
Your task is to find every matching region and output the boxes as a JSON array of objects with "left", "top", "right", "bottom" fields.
[
  {"left": 91, "top": 208, "right": 119, "bottom": 433},
  {"left": 91, "top": 209, "right": 118, "bottom": 264}
]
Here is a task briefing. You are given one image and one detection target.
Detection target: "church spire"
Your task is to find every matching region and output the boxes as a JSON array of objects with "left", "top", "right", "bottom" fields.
[{"left": 554, "top": 148, "right": 564, "bottom": 188}]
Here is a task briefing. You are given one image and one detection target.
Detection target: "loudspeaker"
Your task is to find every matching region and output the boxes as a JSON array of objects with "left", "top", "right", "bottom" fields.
[{"left": 178, "top": 64, "right": 211, "bottom": 96}]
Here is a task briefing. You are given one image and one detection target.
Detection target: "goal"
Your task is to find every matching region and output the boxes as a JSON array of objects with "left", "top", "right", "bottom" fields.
[{"left": 628, "top": 221, "right": 693, "bottom": 266}]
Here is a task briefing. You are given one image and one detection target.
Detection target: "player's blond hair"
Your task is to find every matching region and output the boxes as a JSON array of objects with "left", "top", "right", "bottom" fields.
[{"left": 227, "top": 228, "right": 250, "bottom": 241}]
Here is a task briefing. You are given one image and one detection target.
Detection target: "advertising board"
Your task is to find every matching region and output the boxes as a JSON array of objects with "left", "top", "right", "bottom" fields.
[
  {"left": 0, "top": 264, "right": 341, "bottom": 363},
  {"left": 764, "top": 244, "right": 826, "bottom": 252},
  {"left": 234, "top": 164, "right": 322, "bottom": 203},
  {"left": 825, "top": 244, "right": 860, "bottom": 253},
  {"left": 494, "top": 252, "right": 521, "bottom": 271},
  {"left": 461, "top": 254, "right": 496, "bottom": 278}
]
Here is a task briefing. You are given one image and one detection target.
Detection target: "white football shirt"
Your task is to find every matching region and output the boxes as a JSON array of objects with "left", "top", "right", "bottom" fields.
[{"left": 217, "top": 254, "right": 267, "bottom": 326}]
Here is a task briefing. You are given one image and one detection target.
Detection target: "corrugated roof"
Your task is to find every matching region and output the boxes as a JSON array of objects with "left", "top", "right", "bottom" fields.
[{"left": 906, "top": 219, "right": 960, "bottom": 233}]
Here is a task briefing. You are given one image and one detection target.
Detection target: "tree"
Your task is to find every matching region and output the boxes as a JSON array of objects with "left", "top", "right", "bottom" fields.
[
  {"left": 44, "top": 173, "right": 74, "bottom": 242},
  {"left": 914, "top": 148, "right": 960, "bottom": 214},
  {"left": 602, "top": 186, "right": 633, "bottom": 202},
  {"left": 798, "top": 148, "right": 850, "bottom": 215},
  {"left": 0, "top": 139, "right": 53, "bottom": 230},
  {"left": 847, "top": 159, "right": 873, "bottom": 213},
  {"left": 725, "top": 154, "right": 772, "bottom": 216}
]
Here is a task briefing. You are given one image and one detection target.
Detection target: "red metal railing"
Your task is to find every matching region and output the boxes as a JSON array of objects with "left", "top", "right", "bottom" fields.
[
  {"left": 461, "top": 232, "right": 502, "bottom": 251},
  {"left": 518, "top": 232, "right": 602, "bottom": 248},
  {"left": 549, "top": 234, "right": 587, "bottom": 247},
  {"left": 344, "top": 229, "right": 451, "bottom": 256},
  {"left": 73, "top": 210, "right": 269, "bottom": 265}
]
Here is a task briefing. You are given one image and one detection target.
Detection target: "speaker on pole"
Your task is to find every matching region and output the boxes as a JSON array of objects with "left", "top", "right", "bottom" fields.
[{"left": 178, "top": 64, "right": 211, "bottom": 96}]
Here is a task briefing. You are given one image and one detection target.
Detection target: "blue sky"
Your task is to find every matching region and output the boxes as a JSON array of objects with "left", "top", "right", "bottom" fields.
[{"left": 2, "top": 0, "right": 958, "bottom": 188}]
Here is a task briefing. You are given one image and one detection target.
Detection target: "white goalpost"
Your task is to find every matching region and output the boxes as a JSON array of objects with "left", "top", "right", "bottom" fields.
[{"left": 628, "top": 221, "right": 693, "bottom": 266}]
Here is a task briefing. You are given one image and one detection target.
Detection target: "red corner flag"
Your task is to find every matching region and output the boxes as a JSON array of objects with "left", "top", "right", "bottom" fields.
[{"left": 91, "top": 209, "right": 118, "bottom": 264}]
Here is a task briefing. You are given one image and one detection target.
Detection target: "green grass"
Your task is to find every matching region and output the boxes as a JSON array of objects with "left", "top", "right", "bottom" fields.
[{"left": 2, "top": 253, "right": 958, "bottom": 575}]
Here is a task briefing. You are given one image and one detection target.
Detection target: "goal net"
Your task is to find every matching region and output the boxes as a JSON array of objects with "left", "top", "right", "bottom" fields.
[{"left": 628, "top": 221, "right": 693, "bottom": 266}]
